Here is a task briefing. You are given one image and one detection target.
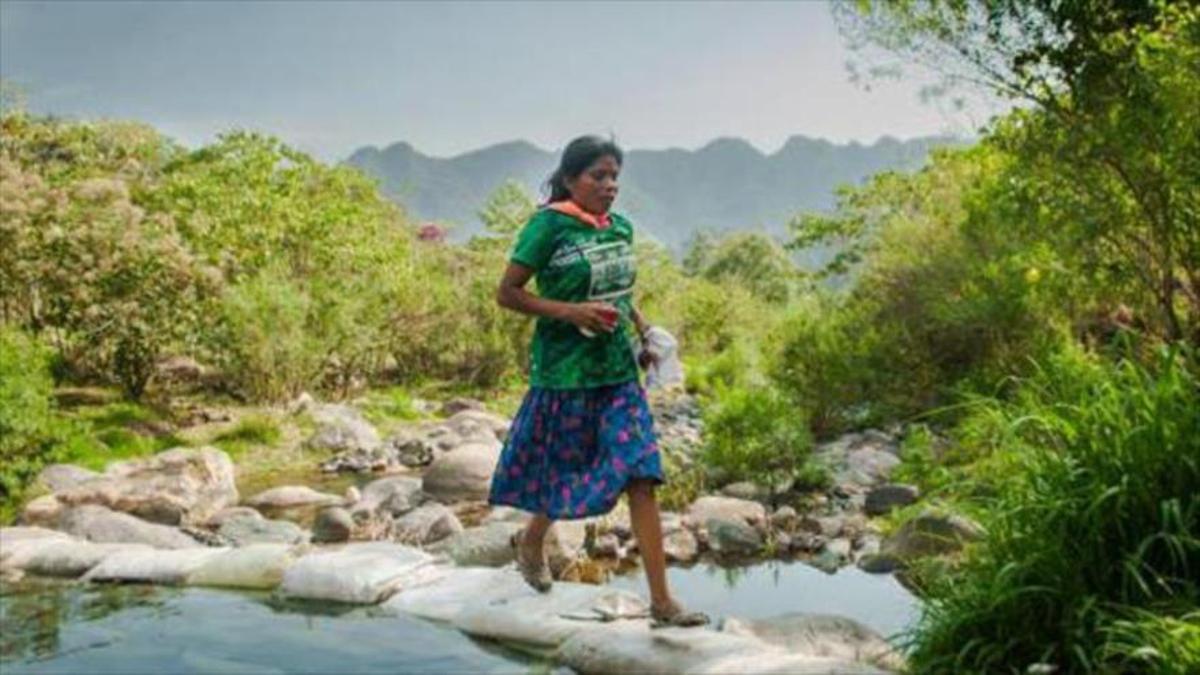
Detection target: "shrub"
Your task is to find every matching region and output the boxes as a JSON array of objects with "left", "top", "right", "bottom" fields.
[
  {"left": 906, "top": 346, "right": 1200, "bottom": 672},
  {"left": 701, "top": 384, "right": 817, "bottom": 489}
]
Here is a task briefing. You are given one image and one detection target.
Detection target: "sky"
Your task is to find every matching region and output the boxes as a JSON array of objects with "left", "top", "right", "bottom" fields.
[{"left": 0, "top": 1, "right": 999, "bottom": 161}]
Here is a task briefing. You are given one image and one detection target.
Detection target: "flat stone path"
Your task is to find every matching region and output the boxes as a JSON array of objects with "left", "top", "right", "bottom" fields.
[{"left": 1, "top": 528, "right": 893, "bottom": 673}]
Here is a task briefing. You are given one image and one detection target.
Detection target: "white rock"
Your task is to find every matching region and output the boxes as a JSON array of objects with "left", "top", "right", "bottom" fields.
[
  {"left": 84, "top": 547, "right": 229, "bottom": 585},
  {"left": 687, "top": 496, "right": 767, "bottom": 529},
  {"left": 421, "top": 442, "right": 501, "bottom": 503},
  {"left": 187, "top": 544, "right": 301, "bottom": 589},
  {"left": 280, "top": 542, "right": 444, "bottom": 604}
]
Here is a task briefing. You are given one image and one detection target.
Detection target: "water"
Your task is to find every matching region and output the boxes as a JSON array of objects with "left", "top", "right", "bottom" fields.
[
  {"left": 0, "top": 581, "right": 541, "bottom": 674},
  {"left": 608, "top": 560, "right": 920, "bottom": 641},
  {"left": 1, "top": 562, "right": 919, "bottom": 673}
]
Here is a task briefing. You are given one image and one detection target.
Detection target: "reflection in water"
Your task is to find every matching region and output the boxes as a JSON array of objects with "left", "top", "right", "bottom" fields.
[
  {"left": 1, "top": 580, "right": 538, "bottom": 674},
  {"left": 608, "top": 560, "right": 921, "bottom": 641},
  {"left": 1, "top": 580, "right": 170, "bottom": 662}
]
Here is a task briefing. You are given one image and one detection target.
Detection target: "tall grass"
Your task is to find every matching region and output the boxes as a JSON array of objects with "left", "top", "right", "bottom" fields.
[{"left": 907, "top": 346, "right": 1200, "bottom": 673}]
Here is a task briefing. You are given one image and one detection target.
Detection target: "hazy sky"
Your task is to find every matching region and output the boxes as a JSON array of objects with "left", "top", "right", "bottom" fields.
[{"left": 0, "top": 1, "right": 996, "bottom": 160}]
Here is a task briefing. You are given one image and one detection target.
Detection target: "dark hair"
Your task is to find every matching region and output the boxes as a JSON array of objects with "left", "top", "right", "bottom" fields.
[{"left": 544, "top": 135, "right": 623, "bottom": 203}]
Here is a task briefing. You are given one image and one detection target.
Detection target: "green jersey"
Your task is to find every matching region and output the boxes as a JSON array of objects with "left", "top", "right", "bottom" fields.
[{"left": 509, "top": 208, "right": 640, "bottom": 389}]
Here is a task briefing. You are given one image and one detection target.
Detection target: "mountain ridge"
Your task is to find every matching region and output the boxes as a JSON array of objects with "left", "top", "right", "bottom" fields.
[{"left": 344, "top": 133, "right": 963, "bottom": 249}]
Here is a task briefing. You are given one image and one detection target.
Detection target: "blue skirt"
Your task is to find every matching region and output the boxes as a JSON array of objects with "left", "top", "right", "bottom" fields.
[{"left": 488, "top": 380, "right": 665, "bottom": 520}]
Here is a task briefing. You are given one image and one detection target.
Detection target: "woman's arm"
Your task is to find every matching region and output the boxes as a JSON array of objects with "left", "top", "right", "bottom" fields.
[
  {"left": 497, "top": 263, "right": 619, "bottom": 334},
  {"left": 630, "top": 305, "right": 651, "bottom": 339}
]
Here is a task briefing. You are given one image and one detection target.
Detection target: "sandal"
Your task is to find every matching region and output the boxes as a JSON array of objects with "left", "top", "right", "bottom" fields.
[
  {"left": 516, "top": 537, "right": 553, "bottom": 593},
  {"left": 650, "top": 599, "right": 710, "bottom": 629}
]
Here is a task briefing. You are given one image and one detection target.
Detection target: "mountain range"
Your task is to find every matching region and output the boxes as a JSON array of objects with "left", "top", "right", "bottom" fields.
[{"left": 344, "top": 134, "right": 959, "bottom": 251}]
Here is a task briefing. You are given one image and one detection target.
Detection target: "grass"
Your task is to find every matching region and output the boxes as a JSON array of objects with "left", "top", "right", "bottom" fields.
[
  {"left": 904, "top": 346, "right": 1200, "bottom": 673},
  {"left": 211, "top": 413, "right": 283, "bottom": 460}
]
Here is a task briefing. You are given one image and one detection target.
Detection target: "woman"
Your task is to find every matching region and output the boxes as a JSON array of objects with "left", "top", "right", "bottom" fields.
[{"left": 488, "top": 135, "right": 708, "bottom": 628}]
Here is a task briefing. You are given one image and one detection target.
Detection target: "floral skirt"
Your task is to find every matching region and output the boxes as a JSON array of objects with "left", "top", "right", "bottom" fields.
[{"left": 488, "top": 380, "right": 664, "bottom": 520}]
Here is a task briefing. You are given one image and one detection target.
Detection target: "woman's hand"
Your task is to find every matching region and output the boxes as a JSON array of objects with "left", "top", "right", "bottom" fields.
[{"left": 566, "top": 301, "right": 620, "bottom": 334}]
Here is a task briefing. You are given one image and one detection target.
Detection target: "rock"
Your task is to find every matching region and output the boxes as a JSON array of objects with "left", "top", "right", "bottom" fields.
[
  {"left": 155, "top": 355, "right": 208, "bottom": 386},
  {"left": 558, "top": 620, "right": 887, "bottom": 675},
  {"left": 219, "top": 514, "right": 309, "bottom": 546},
  {"left": 798, "top": 515, "right": 845, "bottom": 539},
  {"left": 439, "top": 397, "right": 486, "bottom": 416},
  {"left": 826, "top": 537, "right": 853, "bottom": 560},
  {"left": 880, "top": 509, "right": 984, "bottom": 562},
  {"left": 814, "top": 431, "right": 902, "bottom": 488},
  {"left": 429, "top": 521, "right": 523, "bottom": 567},
  {"left": 84, "top": 547, "right": 229, "bottom": 585},
  {"left": 865, "top": 484, "right": 920, "bottom": 516},
  {"left": 481, "top": 505, "right": 526, "bottom": 525},
  {"left": 421, "top": 442, "right": 501, "bottom": 503},
  {"left": 244, "top": 486, "right": 342, "bottom": 515},
  {"left": 187, "top": 543, "right": 300, "bottom": 590},
  {"left": 304, "top": 403, "right": 381, "bottom": 453},
  {"left": 392, "top": 504, "right": 464, "bottom": 545},
  {"left": 36, "top": 464, "right": 99, "bottom": 492},
  {"left": 19, "top": 541, "right": 152, "bottom": 578},
  {"left": 686, "top": 496, "right": 767, "bottom": 530},
  {"left": 280, "top": 542, "right": 443, "bottom": 604},
  {"left": 663, "top": 528, "right": 699, "bottom": 563},
  {"left": 721, "top": 612, "right": 906, "bottom": 671},
  {"left": 443, "top": 409, "right": 509, "bottom": 443},
  {"left": 58, "top": 505, "right": 202, "bottom": 549},
  {"left": 355, "top": 475, "right": 424, "bottom": 516},
  {"left": 205, "top": 506, "right": 263, "bottom": 528},
  {"left": 769, "top": 506, "right": 799, "bottom": 531},
  {"left": 312, "top": 507, "right": 355, "bottom": 543},
  {"left": 54, "top": 447, "right": 237, "bottom": 526},
  {"left": 706, "top": 517, "right": 763, "bottom": 556},
  {"left": 789, "top": 532, "right": 826, "bottom": 554},
  {"left": 546, "top": 520, "right": 588, "bottom": 575},
  {"left": 720, "top": 481, "right": 770, "bottom": 503},
  {"left": 590, "top": 532, "right": 623, "bottom": 558},
  {"left": 19, "top": 494, "right": 64, "bottom": 527},
  {"left": 856, "top": 553, "right": 900, "bottom": 574}
]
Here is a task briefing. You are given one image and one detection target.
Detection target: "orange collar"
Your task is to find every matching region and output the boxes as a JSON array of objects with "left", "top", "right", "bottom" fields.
[{"left": 546, "top": 200, "right": 611, "bottom": 229}]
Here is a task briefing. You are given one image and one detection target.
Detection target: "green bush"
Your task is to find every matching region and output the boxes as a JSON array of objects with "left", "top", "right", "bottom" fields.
[
  {"left": 906, "top": 346, "right": 1200, "bottom": 672},
  {"left": 701, "top": 384, "right": 817, "bottom": 489},
  {"left": 0, "top": 328, "right": 64, "bottom": 504}
]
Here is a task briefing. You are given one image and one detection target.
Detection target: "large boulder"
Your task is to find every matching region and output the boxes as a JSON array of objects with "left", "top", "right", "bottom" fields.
[
  {"left": 392, "top": 504, "right": 464, "bottom": 545},
  {"left": 421, "top": 442, "right": 501, "bottom": 503},
  {"left": 36, "top": 464, "right": 100, "bottom": 492},
  {"left": 58, "top": 505, "right": 202, "bottom": 549},
  {"left": 686, "top": 496, "right": 767, "bottom": 529},
  {"left": 53, "top": 447, "right": 237, "bottom": 526},
  {"left": 880, "top": 510, "right": 984, "bottom": 563}
]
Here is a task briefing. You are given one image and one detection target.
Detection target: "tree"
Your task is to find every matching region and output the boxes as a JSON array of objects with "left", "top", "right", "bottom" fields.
[
  {"left": 477, "top": 180, "right": 536, "bottom": 238},
  {"left": 840, "top": 1, "right": 1199, "bottom": 343}
]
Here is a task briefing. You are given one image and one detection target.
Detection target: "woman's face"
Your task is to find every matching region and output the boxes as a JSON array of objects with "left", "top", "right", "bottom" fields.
[{"left": 565, "top": 154, "right": 620, "bottom": 214}]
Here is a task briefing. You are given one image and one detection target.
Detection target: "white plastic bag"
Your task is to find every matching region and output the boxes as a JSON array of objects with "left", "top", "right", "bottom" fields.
[{"left": 641, "top": 326, "right": 684, "bottom": 389}]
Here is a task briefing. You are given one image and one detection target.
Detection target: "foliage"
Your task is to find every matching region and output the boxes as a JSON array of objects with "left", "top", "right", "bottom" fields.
[
  {"left": 701, "top": 384, "right": 816, "bottom": 489},
  {"left": 0, "top": 327, "right": 67, "bottom": 505},
  {"left": 904, "top": 347, "right": 1200, "bottom": 673}
]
